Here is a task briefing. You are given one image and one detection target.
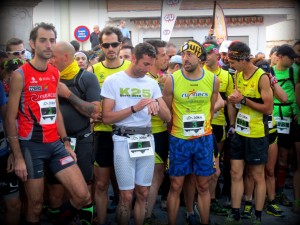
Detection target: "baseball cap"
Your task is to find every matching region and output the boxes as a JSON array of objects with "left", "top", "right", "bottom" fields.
[
  {"left": 277, "top": 44, "right": 299, "bottom": 58},
  {"left": 255, "top": 59, "right": 271, "bottom": 73},
  {"left": 219, "top": 40, "right": 232, "bottom": 53},
  {"left": 169, "top": 55, "right": 182, "bottom": 64}
]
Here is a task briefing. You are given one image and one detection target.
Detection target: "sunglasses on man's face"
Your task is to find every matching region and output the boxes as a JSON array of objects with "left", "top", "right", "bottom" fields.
[
  {"left": 7, "top": 49, "right": 26, "bottom": 56},
  {"left": 101, "top": 42, "right": 121, "bottom": 49}
]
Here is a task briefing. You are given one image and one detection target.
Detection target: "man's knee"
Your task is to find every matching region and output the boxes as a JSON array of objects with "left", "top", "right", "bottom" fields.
[
  {"left": 5, "top": 197, "right": 21, "bottom": 213},
  {"left": 69, "top": 185, "right": 91, "bottom": 209},
  {"left": 120, "top": 191, "right": 134, "bottom": 205}
]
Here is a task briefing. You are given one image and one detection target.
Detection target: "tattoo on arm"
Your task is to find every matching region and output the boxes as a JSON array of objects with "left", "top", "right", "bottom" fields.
[{"left": 68, "top": 93, "right": 95, "bottom": 117}]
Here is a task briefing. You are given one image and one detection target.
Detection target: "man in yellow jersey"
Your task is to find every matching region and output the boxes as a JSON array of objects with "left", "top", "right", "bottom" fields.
[
  {"left": 142, "top": 39, "right": 169, "bottom": 225},
  {"left": 202, "top": 40, "right": 235, "bottom": 216},
  {"left": 163, "top": 40, "right": 220, "bottom": 225},
  {"left": 225, "top": 41, "right": 273, "bottom": 225},
  {"left": 241, "top": 59, "right": 287, "bottom": 219},
  {"left": 87, "top": 26, "right": 131, "bottom": 225}
]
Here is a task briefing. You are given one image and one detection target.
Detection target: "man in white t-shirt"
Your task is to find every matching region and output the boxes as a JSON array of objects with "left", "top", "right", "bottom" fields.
[{"left": 101, "top": 42, "right": 171, "bottom": 225}]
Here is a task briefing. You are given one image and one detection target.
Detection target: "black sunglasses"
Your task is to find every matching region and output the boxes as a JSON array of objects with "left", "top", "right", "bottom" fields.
[
  {"left": 101, "top": 42, "right": 121, "bottom": 49},
  {"left": 7, "top": 49, "right": 26, "bottom": 56}
]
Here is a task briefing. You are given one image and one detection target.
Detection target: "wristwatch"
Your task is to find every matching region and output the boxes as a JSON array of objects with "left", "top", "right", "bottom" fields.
[
  {"left": 241, "top": 96, "right": 247, "bottom": 105},
  {"left": 62, "top": 136, "right": 71, "bottom": 143}
]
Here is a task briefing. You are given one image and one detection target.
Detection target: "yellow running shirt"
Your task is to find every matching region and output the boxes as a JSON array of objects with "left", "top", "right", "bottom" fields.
[
  {"left": 203, "top": 65, "right": 234, "bottom": 126},
  {"left": 92, "top": 60, "right": 131, "bottom": 131},
  {"left": 235, "top": 68, "right": 268, "bottom": 138},
  {"left": 146, "top": 72, "right": 167, "bottom": 134},
  {"left": 171, "top": 69, "right": 215, "bottom": 140}
]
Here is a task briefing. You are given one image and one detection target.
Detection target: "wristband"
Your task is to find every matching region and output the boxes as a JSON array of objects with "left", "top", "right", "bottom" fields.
[
  {"left": 62, "top": 136, "right": 71, "bottom": 143},
  {"left": 131, "top": 106, "right": 136, "bottom": 114}
]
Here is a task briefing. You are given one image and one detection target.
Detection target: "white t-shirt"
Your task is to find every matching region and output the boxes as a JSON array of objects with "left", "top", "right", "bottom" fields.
[{"left": 101, "top": 71, "right": 162, "bottom": 127}]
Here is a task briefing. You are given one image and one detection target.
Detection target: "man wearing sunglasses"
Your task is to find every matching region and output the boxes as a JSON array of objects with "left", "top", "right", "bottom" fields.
[
  {"left": 87, "top": 26, "right": 131, "bottom": 225},
  {"left": 5, "top": 38, "right": 26, "bottom": 61}
]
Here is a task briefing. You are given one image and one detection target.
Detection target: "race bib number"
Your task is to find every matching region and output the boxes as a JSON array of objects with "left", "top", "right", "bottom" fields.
[
  {"left": 235, "top": 112, "right": 250, "bottom": 134},
  {"left": 38, "top": 99, "right": 57, "bottom": 125},
  {"left": 127, "top": 134, "right": 153, "bottom": 158},
  {"left": 70, "top": 137, "right": 77, "bottom": 151},
  {"left": 274, "top": 116, "right": 291, "bottom": 134},
  {"left": 183, "top": 114, "right": 205, "bottom": 136}
]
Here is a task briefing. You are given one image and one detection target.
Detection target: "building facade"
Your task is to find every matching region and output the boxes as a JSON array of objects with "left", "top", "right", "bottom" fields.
[{"left": 1, "top": 0, "right": 298, "bottom": 57}]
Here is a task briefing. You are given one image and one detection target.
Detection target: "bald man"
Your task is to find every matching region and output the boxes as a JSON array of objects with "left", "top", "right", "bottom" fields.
[
  {"left": 90, "top": 25, "right": 100, "bottom": 49},
  {"left": 47, "top": 41, "right": 101, "bottom": 225}
]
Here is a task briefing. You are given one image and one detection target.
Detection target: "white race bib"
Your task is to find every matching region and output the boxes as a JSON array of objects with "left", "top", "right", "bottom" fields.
[
  {"left": 127, "top": 134, "right": 153, "bottom": 158},
  {"left": 274, "top": 116, "right": 291, "bottom": 134},
  {"left": 38, "top": 99, "right": 57, "bottom": 125},
  {"left": 183, "top": 114, "right": 205, "bottom": 136},
  {"left": 235, "top": 112, "right": 250, "bottom": 134},
  {"left": 268, "top": 115, "right": 273, "bottom": 129},
  {"left": 70, "top": 137, "right": 77, "bottom": 151}
]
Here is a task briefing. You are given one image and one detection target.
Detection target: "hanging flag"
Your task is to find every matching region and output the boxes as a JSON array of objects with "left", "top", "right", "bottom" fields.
[
  {"left": 160, "top": 0, "right": 182, "bottom": 42},
  {"left": 213, "top": 1, "right": 228, "bottom": 45}
]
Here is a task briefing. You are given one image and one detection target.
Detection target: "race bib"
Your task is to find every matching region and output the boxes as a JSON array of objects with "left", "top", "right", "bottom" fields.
[
  {"left": 38, "top": 99, "right": 57, "bottom": 125},
  {"left": 268, "top": 115, "right": 273, "bottom": 129},
  {"left": 127, "top": 134, "right": 153, "bottom": 158},
  {"left": 235, "top": 112, "right": 250, "bottom": 134},
  {"left": 183, "top": 114, "right": 205, "bottom": 136},
  {"left": 274, "top": 116, "right": 291, "bottom": 134},
  {"left": 70, "top": 137, "right": 77, "bottom": 151}
]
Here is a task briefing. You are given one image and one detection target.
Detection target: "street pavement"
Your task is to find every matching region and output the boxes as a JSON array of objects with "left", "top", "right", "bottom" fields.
[{"left": 2, "top": 176, "right": 299, "bottom": 225}]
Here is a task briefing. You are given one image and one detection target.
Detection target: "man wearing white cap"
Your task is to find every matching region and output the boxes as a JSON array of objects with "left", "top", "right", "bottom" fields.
[
  {"left": 167, "top": 55, "right": 182, "bottom": 74},
  {"left": 219, "top": 40, "right": 232, "bottom": 71}
]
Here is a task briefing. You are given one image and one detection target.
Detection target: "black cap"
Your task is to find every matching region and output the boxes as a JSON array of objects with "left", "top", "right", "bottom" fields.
[
  {"left": 255, "top": 59, "right": 271, "bottom": 73},
  {"left": 277, "top": 44, "right": 299, "bottom": 58}
]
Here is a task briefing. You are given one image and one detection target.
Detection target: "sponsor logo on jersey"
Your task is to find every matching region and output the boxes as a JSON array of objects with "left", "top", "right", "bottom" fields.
[{"left": 29, "top": 86, "right": 42, "bottom": 92}]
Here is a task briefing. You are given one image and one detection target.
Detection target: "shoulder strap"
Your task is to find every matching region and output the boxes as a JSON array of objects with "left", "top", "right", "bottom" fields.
[
  {"left": 74, "top": 69, "right": 86, "bottom": 99},
  {"left": 289, "top": 67, "right": 295, "bottom": 88},
  {"left": 272, "top": 66, "right": 295, "bottom": 89},
  {"left": 270, "top": 66, "right": 275, "bottom": 76}
]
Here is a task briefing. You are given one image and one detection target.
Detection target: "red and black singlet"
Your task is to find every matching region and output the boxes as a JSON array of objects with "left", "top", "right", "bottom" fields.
[{"left": 17, "top": 63, "right": 60, "bottom": 143}]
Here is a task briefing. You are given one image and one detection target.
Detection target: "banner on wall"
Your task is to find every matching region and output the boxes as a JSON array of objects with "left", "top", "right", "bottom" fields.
[{"left": 160, "top": 0, "right": 182, "bottom": 42}]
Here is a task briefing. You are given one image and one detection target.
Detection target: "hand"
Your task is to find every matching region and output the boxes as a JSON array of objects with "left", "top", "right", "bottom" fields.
[
  {"left": 65, "top": 144, "right": 77, "bottom": 163},
  {"left": 208, "top": 28, "right": 214, "bottom": 36},
  {"left": 92, "top": 112, "right": 102, "bottom": 122},
  {"left": 228, "top": 89, "right": 243, "bottom": 104},
  {"left": 227, "top": 126, "right": 235, "bottom": 138},
  {"left": 6, "top": 152, "right": 15, "bottom": 173},
  {"left": 268, "top": 73, "right": 278, "bottom": 88},
  {"left": 147, "top": 99, "right": 160, "bottom": 115},
  {"left": 133, "top": 98, "right": 154, "bottom": 113},
  {"left": 14, "top": 156, "right": 28, "bottom": 182},
  {"left": 58, "top": 82, "right": 72, "bottom": 99}
]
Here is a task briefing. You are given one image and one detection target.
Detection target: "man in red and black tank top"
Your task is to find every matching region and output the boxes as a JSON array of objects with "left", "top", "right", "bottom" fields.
[{"left": 5, "top": 22, "right": 92, "bottom": 224}]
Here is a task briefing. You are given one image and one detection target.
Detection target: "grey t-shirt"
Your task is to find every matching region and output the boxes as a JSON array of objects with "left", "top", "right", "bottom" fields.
[{"left": 59, "top": 70, "right": 101, "bottom": 136}]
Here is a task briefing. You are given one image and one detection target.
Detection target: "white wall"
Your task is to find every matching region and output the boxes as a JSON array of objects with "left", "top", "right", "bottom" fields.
[{"left": 33, "top": 0, "right": 296, "bottom": 53}]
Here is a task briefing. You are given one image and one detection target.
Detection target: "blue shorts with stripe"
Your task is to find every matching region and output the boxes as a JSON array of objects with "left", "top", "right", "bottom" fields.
[{"left": 168, "top": 134, "right": 216, "bottom": 177}]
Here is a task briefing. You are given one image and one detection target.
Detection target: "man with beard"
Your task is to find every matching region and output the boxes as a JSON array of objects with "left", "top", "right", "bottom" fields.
[
  {"left": 163, "top": 40, "right": 220, "bottom": 225},
  {"left": 87, "top": 26, "right": 131, "bottom": 225}
]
